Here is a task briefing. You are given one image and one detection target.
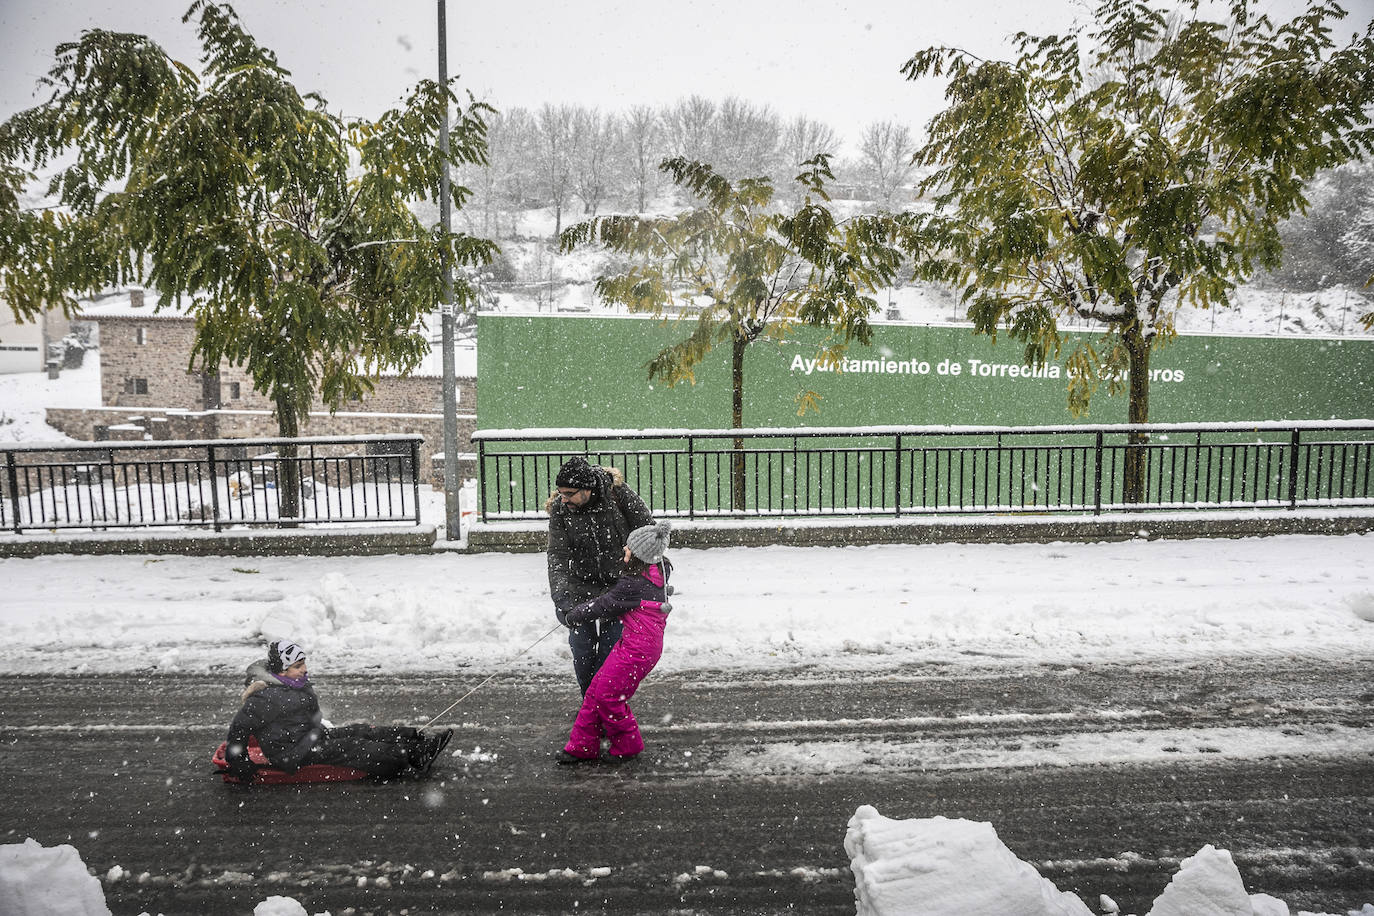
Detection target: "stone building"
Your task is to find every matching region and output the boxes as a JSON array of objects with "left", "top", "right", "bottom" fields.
[{"left": 48, "top": 288, "right": 478, "bottom": 483}]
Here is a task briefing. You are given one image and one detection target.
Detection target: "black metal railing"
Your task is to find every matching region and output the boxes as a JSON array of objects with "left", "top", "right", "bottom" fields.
[
  {"left": 1, "top": 435, "right": 423, "bottom": 533},
  {"left": 473, "top": 421, "right": 1374, "bottom": 521}
]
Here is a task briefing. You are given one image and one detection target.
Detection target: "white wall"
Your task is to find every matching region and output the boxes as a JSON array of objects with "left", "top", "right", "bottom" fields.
[{"left": 0, "top": 307, "right": 44, "bottom": 374}]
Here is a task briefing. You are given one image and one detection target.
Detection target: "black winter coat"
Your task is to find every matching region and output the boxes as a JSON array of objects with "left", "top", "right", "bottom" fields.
[
  {"left": 547, "top": 465, "right": 654, "bottom": 621},
  {"left": 224, "top": 668, "right": 325, "bottom": 773},
  {"left": 564, "top": 560, "right": 672, "bottom": 627}
]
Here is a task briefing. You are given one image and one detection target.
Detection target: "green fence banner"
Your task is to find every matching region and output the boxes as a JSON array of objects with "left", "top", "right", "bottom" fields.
[{"left": 476, "top": 315, "right": 1373, "bottom": 430}]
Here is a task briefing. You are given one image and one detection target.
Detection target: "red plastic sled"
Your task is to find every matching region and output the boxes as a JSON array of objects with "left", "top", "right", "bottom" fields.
[{"left": 212, "top": 737, "right": 369, "bottom": 785}]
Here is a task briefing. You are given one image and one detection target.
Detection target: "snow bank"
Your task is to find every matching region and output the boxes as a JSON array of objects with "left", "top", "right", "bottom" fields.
[
  {"left": 0, "top": 840, "right": 334, "bottom": 916},
  {"left": 844, "top": 806, "right": 1094, "bottom": 916},
  {"left": 6, "top": 822, "right": 1371, "bottom": 916},
  {"left": 253, "top": 897, "right": 330, "bottom": 916},
  {"left": 0, "top": 838, "right": 111, "bottom": 916},
  {"left": 1148, "top": 844, "right": 1256, "bottom": 915},
  {"left": 843, "top": 808, "right": 1368, "bottom": 916}
]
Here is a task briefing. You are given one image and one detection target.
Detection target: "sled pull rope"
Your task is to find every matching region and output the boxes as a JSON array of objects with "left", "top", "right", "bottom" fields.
[{"left": 423, "top": 622, "right": 563, "bottom": 728}]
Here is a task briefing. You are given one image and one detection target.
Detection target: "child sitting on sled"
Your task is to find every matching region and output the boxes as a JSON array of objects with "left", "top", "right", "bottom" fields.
[
  {"left": 558, "top": 521, "right": 673, "bottom": 764},
  {"left": 223, "top": 638, "right": 451, "bottom": 783}
]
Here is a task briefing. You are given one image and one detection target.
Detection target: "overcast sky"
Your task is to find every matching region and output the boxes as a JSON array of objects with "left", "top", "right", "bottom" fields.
[{"left": 2, "top": 0, "right": 1371, "bottom": 156}]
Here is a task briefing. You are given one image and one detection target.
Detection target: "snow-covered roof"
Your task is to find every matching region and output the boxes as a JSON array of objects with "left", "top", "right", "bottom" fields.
[{"left": 74, "top": 289, "right": 191, "bottom": 320}]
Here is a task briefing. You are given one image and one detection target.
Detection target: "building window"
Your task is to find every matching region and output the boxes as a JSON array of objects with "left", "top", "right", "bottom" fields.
[
  {"left": 135, "top": 327, "right": 147, "bottom": 345},
  {"left": 228, "top": 382, "right": 241, "bottom": 400},
  {"left": 124, "top": 377, "right": 148, "bottom": 395}
]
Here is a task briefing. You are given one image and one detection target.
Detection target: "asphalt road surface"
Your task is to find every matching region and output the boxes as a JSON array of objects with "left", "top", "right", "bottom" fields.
[{"left": 2, "top": 657, "right": 1372, "bottom": 915}]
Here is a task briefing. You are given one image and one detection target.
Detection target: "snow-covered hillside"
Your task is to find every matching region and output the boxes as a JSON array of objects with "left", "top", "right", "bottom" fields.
[{"left": 473, "top": 202, "right": 1373, "bottom": 335}]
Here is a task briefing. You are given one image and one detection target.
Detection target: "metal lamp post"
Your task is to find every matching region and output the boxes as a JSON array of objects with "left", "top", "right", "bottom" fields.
[{"left": 437, "top": 0, "right": 461, "bottom": 541}]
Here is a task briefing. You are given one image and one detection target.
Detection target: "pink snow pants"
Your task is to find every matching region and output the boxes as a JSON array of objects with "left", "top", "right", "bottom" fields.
[{"left": 563, "top": 607, "right": 667, "bottom": 759}]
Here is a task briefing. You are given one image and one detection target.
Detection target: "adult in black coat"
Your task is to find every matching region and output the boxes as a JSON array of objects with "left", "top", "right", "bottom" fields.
[
  {"left": 547, "top": 457, "right": 654, "bottom": 694},
  {"left": 223, "top": 639, "right": 451, "bottom": 782}
]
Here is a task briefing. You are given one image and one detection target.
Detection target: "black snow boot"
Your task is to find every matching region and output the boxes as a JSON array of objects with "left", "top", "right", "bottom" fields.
[
  {"left": 412, "top": 729, "right": 453, "bottom": 775},
  {"left": 556, "top": 750, "right": 597, "bottom": 766}
]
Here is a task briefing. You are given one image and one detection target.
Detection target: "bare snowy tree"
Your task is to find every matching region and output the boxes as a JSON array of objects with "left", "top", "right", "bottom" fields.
[
  {"left": 857, "top": 120, "right": 916, "bottom": 205},
  {"left": 499, "top": 108, "right": 540, "bottom": 224},
  {"left": 775, "top": 115, "right": 841, "bottom": 204},
  {"left": 618, "top": 104, "right": 665, "bottom": 212},
  {"left": 536, "top": 103, "right": 576, "bottom": 237},
  {"left": 570, "top": 107, "right": 619, "bottom": 218},
  {"left": 1272, "top": 162, "right": 1374, "bottom": 289},
  {"left": 662, "top": 95, "right": 718, "bottom": 165},
  {"left": 712, "top": 96, "right": 783, "bottom": 180},
  {"left": 462, "top": 107, "right": 537, "bottom": 237}
]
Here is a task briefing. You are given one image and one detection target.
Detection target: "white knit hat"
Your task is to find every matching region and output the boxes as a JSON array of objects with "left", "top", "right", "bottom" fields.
[
  {"left": 626, "top": 521, "right": 671, "bottom": 564},
  {"left": 268, "top": 639, "right": 307, "bottom": 672}
]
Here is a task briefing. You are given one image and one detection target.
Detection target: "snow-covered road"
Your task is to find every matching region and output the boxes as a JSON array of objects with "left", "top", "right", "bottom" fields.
[{"left": 4, "top": 656, "right": 1372, "bottom": 915}]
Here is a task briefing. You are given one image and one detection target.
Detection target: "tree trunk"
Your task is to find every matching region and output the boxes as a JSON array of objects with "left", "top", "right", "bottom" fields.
[
  {"left": 1123, "top": 320, "right": 1151, "bottom": 505},
  {"left": 731, "top": 331, "right": 747, "bottom": 510},
  {"left": 274, "top": 394, "right": 302, "bottom": 523}
]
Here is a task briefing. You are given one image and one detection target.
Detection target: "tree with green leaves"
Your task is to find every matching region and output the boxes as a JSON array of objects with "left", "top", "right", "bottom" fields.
[
  {"left": 559, "top": 155, "right": 904, "bottom": 506},
  {"left": 899, "top": 0, "right": 1374, "bottom": 501},
  {"left": 0, "top": 1, "right": 496, "bottom": 516}
]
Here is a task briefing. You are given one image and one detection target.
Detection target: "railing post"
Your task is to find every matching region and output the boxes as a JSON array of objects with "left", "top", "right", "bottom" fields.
[
  {"left": 411, "top": 438, "right": 422, "bottom": 526},
  {"left": 104, "top": 448, "right": 117, "bottom": 529},
  {"left": 995, "top": 432, "right": 1003, "bottom": 510},
  {"left": 5, "top": 450, "right": 22, "bottom": 534},
  {"left": 1093, "top": 431, "right": 1104, "bottom": 516},
  {"left": 477, "top": 439, "right": 488, "bottom": 523},
  {"left": 894, "top": 434, "right": 903, "bottom": 518},
  {"left": 687, "top": 436, "right": 696, "bottom": 521},
  {"left": 207, "top": 445, "right": 222, "bottom": 533},
  {"left": 1288, "top": 428, "right": 1301, "bottom": 510}
]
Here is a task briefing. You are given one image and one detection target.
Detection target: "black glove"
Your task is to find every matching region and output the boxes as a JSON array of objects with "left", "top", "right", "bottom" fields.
[{"left": 563, "top": 601, "right": 594, "bottom": 628}]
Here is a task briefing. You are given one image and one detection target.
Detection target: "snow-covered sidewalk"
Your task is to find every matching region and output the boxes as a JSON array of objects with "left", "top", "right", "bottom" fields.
[{"left": 2, "top": 532, "right": 1370, "bottom": 676}]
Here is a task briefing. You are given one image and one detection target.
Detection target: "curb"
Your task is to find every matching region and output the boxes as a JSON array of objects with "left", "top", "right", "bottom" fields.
[
  {"left": 0, "top": 525, "right": 438, "bottom": 558},
  {"left": 461, "top": 509, "right": 1374, "bottom": 553},
  {"left": 2, "top": 512, "right": 1371, "bottom": 558}
]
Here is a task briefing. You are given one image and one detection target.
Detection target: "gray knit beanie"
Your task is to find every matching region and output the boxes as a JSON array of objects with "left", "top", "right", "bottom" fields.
[{"left": 626, "top": 521, "right": 671, "bottom": 564}]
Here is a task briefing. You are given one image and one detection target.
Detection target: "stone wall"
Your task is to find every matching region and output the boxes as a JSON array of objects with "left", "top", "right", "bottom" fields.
[
  {"left": 94, "top": 315, "right": 476, "bottom": 414},
  {"left": 42, "top": 407, "right": 478, "bottom": 485},
  {"left": 64, "top": 313, "right": 481, "bottom": 487},
  {"left": 97, "top": 316, "right": 206, "bottom": 409}
]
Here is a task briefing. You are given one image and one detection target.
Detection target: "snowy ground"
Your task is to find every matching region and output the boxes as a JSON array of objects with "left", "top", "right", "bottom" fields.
[{"left": 0, "top": 355, "right": 98, "bottom": 443}]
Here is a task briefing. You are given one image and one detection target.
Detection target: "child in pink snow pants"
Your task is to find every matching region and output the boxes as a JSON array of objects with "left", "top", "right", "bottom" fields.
[{"left": 558, "top": 521, "right": 673, "bottom": 764}]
